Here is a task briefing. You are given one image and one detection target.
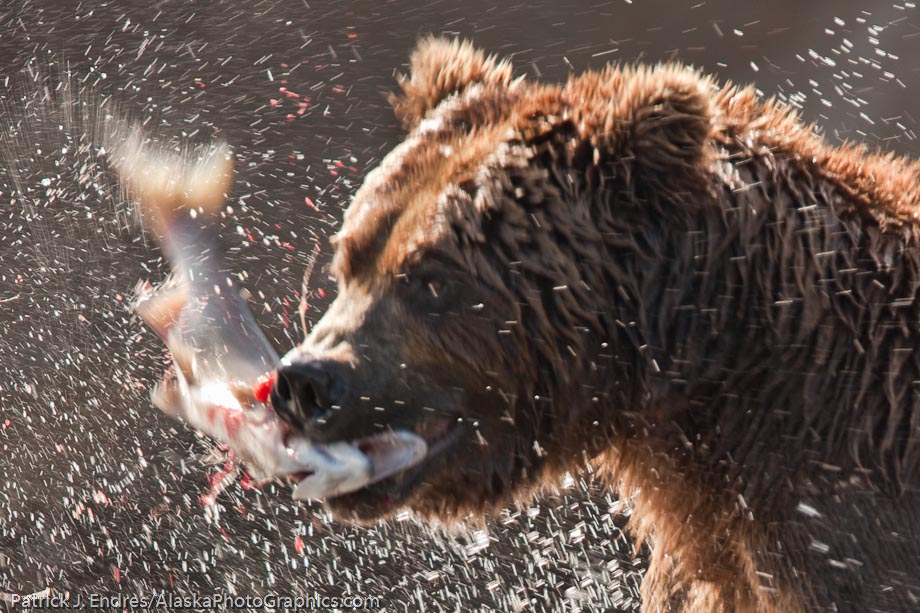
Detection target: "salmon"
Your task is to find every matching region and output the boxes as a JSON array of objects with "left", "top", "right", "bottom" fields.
[{"left": 111, "top": 130, "right": 426, "bottom": 500}]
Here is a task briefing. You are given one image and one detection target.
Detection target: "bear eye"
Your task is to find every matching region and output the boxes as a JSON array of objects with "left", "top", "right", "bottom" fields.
[
  {"left": 411, "top": 274, "right": 444, "bottom": 297},
  {"left": 400, "top": 270, "right": 449, "bottom": 307},
  {"left": 425, "top": 278, "right": 445, "bottom": 298}
]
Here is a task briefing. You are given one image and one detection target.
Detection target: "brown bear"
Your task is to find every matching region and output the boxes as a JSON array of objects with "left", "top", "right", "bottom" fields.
[{"left": 269, "top": 38, "right": 920, "bottom": 612}]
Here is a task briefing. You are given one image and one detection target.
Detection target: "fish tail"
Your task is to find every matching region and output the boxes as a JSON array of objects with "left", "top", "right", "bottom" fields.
[{"left": 110, "top": 126, "right": 233, "bottom": 236}]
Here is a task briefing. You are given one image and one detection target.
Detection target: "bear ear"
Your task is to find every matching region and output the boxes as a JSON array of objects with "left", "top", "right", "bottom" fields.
[
  {"left": 626, "top": 67, "right": 713, "bottom": 172},
  {"left": 632, "top": 71, "right": 712, "bottom": 163},
  {"left": 389, "top": 37, "right": 514, "bottom": 130}
]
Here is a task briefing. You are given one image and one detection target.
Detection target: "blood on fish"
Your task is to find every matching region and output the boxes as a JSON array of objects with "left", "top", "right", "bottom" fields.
[
  {"left": 223, "top": 409, "right": 244, "bottom": 439},
  {"left": 253, "top": 372, "right": 276, "bottom": 404}
]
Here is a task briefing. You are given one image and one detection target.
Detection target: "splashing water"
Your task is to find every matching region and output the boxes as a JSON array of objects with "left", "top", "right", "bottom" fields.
[
  {"left": 4, "top": 0, "right": 920, "bottom": 610},
  {"left": 0, "top": 35, "right": 643, "bottom": 613}
]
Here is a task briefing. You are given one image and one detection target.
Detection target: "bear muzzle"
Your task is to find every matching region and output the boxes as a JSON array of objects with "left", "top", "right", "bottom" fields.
[
  {"left": 271, "top": 360, "right": 340, "bottom": 432},
  {"left": 271, "top": 346, "right": 469, "bottom": 513}
]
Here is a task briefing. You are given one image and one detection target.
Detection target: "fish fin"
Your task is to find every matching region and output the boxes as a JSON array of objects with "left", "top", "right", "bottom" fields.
[
  {"left": 165, "top": 332, "right": 197, "bottom": 386},
  {"left": 151, "top": 379, "right": 184, "bottom": 417},
  {"left": 227, "top": 382, "right": 257, "bottom": 408},
  {"left": 133, "top": 279, "right": 188, "bottom": 344}
]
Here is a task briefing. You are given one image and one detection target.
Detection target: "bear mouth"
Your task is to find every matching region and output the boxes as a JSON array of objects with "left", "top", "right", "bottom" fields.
[{"left": 323, "top": 416, "right": 463, "bottom": 519}]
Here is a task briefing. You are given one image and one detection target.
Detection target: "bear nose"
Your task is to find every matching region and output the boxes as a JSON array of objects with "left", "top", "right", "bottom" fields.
[{"left": 270, "top": 361, "right": 338, "bottom": 431}]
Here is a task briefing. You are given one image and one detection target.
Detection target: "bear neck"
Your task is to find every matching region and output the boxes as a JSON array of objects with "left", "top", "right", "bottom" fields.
[
  {"left": 515, "top": 123, "right": 920, "bottom": 507},
  {"left": 651, "top": 147, "right": 916, "bottom": 493}
]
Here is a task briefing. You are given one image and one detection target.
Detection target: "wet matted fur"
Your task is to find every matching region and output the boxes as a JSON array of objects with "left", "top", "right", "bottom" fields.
[{"left": 299, "top": 38, "right": 920, "bottom": 612}]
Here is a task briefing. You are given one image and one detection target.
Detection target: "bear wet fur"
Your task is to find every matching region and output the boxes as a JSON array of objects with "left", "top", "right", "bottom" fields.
[{"left": 281, "top": 38, "right": 920, "bottom": 611}]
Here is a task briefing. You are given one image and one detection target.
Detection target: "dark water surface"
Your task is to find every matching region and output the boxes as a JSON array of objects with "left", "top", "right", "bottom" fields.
[{"left": 1, "top": 1, "right": 917, "bottom": 610}]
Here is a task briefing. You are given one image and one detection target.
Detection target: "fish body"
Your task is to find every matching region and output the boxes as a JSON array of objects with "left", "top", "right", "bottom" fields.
[{"left": 114, "top": 132, "right": 424, "bottom": 499}]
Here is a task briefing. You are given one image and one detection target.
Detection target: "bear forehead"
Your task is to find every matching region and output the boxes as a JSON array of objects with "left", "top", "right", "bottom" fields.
[{"left": 332, "top": 86, "right": 536, "bottom": 282}]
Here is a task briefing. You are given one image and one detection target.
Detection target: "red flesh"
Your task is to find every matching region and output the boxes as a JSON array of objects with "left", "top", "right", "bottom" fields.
[{"left": 252, "top": 371, "right": 277, "bottom": 404}]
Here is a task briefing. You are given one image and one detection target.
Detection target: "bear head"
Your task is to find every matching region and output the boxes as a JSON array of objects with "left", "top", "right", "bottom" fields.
[{"left": 271, "top": 37, "right": 715, "bottom": 522}]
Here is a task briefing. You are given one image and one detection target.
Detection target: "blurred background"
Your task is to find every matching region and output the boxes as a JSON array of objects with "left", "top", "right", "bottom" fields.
[{"left": 0, "top": 1, "right": 917, "bottom": 610}]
